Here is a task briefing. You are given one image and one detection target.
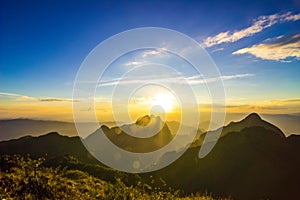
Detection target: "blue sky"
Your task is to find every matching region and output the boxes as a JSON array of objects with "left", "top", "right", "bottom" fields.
[{"left": 1, "top": 0, "right": 300, "bottom": 120}]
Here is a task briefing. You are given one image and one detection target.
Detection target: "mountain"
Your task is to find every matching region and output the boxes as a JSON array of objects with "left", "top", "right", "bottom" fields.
[
  {"left": 193, "top": 113, "right": 285, "bottom": 147},
  {"left": 220, "top": 113, "right": 285, "bottom": 138},
  {"left": 149, "top": 115, "right": 300, "bottom": 200},
  {"left": 0, "top": 113, "right": 299, "bottom": 199},
  {"left": 0, "top": 119, "right": 77, "bottom": 141},
  {"left": 223, "top": 113, "right": 300, "bottom": 135},
  {"left": 0, "top": 132, "right": 142, "bottom": 187},
  {"left": 85, "top": 115, "right": 173, "bottom": 153},
  {"left": 0, "top": 132, "right": 96, "bottom": 163},
  {"left": 2, "top": 113, "right": 298, "bottom": 142},
  {"left": 0, "top": 118, "right": 118, "bottom": 141}
]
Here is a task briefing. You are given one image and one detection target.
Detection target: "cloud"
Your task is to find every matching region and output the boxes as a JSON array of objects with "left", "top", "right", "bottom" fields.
[
  {"left": 0, "top": 92, "right": 36, "bottom": 101},
  {"left": 123, "top": 48, "right": 168, "bottom": 66},
  {"left": 221, "top": 73, "right": 255, "bottom": 80},
  {"left": 226, "top": 98, "right": 300, "bottom": 113},
  {"left": 226, "top": 104, "right": 288, "bottom": 111},
  {"left": 98, "top": 73, "right": 254, "bottom": 87},
  {"left": 142, "top": 50, "right": 160, "bottom": 58},
  {"left": 232, "top": 34, "right": 300, "bottom": 61},
  {"left": 16, "top": 96, "right": 37, "bottom": 101},
  {"left": 283, "top": 13, "right": 300, "bottom": 21},
  {"left": 142, "top": 48, "right": 167, "bottom": 58},
  {"left": 0, "top": 92, "right": 23, "bottom": 97},
  {"left": 267, "top": 98, "right": 300, "bottom": 104},
  {"left": 203, "top": 12, "right": 300, "bottom": 47},
  {"left": 211, "top": 47, "right": 224, "bottom": 53},
  {"left": 0, "top": 92, "right": 79, "bottom": 102},
  {"left": 186, "top": 73, "right": 254, "bottom": 85},
  {"left": 39, "top": 98, "right": 80, "bottom": 102},
  {"left": 124, "top": 61, "right": 145, "bottom": 66}
]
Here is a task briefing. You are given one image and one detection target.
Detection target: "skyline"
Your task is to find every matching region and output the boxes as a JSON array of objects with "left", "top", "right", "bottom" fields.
[{"left": 1, "top": 0, "right": 300, "bottom": 122}]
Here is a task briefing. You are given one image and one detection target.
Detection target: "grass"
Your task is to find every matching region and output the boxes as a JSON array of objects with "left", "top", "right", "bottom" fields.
[{"left": 0, "top": 155, "right": 231, "bottom": 200}]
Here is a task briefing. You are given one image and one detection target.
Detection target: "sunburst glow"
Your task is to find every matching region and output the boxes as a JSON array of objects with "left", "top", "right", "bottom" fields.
[{"left": 151, "top": 92, "right": 175, "bottom": 112}]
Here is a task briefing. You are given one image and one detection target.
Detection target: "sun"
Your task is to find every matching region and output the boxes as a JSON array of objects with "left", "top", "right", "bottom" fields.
[{"left": 151, "top": 92, "right": 175, "bottom": 112}]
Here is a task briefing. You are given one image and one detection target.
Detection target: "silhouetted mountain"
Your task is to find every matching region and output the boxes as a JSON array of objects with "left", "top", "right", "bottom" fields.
[
  {"left": 0, "top": 132, "right": 99, "bottom": 164},
  {"left": 193, "top": 113, "right": 285, "bottom": 147},
  {"left": 85, "top": 115, "right": 173, "bottom": 153},
  {"left": 135, "top": 115, "right": 152, "bottom": 126},
  {"left": 217, "top": 113, "right": 300, "bottom": 135},
  {"left": 221, "top": 113, "right": 285, "bottom": 138},
  {"left": 149, "top": 114, "right": 300, "bottom": 200},
  {"left": 0, "top": 131, "right": 136, "bottom": 184}
]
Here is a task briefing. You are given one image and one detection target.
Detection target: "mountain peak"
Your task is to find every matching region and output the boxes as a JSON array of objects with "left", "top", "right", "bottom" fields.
[
  {"left": 244, "top": 113, "right": 261, "bottom": 122},
  {"left": 135, "top": 115, "right": 163, "bottom": 126},
  {"left": 216, "top": 112, "right": 285, "bottom": 139},
  {"left": 87, "top": 114, "right": 172, "bottom": 153},
  {"left": 136, "top": 115, "right": 151, "bottom": 126},
  {"left": 42, "top": 132, "right": 61, "bottom": 137}
]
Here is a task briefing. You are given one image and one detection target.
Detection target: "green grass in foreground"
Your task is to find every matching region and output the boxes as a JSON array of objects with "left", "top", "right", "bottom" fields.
[{"left": 0, "top": 155, "right": 231, "bottom": 199}]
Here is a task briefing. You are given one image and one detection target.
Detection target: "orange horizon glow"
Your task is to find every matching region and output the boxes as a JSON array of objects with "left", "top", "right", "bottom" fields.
[{"left": 1, "top": 96, "right": 300, "bottom": 123}]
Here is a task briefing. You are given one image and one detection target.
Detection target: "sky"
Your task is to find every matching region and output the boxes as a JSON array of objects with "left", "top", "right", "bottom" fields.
[{"left": 0, "top": 0, "right": 300, "bottom": 122}]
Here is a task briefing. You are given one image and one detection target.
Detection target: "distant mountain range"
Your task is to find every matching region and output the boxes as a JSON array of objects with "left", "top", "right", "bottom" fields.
[
  {"left": 0, "top": 118, "right": 117, "bottom": 141},
  {"left": 0, "top": 113, "right": 299, "bottom": 141},
  {"left": 0, "top": 113, "right": 299, "bottom": 199},
  {"left": 0, "top": 118, "right": 77, "bottom": 140}
]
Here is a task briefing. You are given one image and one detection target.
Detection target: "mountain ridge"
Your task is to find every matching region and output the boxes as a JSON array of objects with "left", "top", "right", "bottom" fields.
[
  {"left": 1, "top": 113, "right": 299, "bottom": 141},
  {"left": 85, "top": 114, "right": 173, "bottom": 153}
]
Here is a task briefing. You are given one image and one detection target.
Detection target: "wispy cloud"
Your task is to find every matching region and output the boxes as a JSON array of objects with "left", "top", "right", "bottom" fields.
[
  {"left": 124, "top": 61, "right": 145, "bottom": 66},
  {"left": 142, "top": 50, "right": 160, "bottom": 58},
  {"left": 123, "top": 48, "right": 168, "bottom": 66},
  {"left": 39, "top": 98, "right": 80, "bottom": 102},
  {"left": 226, "top": 98, "right": 300, "bottom": 113},
  {"left": 97, "top": 73, "right": 254, "bottom": 87},
  {"left": 0, "top": 92, "right": 79, "bottom": 102},
  {"left": 211, "top": 47, "right": 224, "bottom": 53},
  {"left": 233, "top": 34, "right": 300, "bottom": 61},
  {"left": 142, "top": 48, "right": 167, "bottom": 58},
  {"left": 186, "top": 73, "right": 254, "bottom": 85},
  {"left": 226, "top": 104, "right": 288, "bottom": 110},
  {"left": 0, "top": 92, "right": 37, "bottom": 101},
  {"left": 203, "top": 12, "right": 300, "bottom": 47},
  {"left": 267, "top": 98, "right": 300, "bottom": 104}
]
